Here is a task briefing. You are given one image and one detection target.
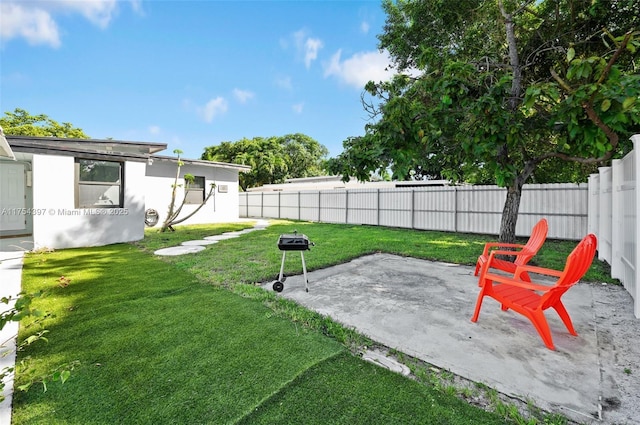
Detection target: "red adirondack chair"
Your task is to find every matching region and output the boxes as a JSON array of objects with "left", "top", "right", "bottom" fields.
[
  {"left": 471, "top": 233, "right": 597, "bottom": 350},
  {"left": 474, "top": 218, "right": 548, "bottom": 285}
]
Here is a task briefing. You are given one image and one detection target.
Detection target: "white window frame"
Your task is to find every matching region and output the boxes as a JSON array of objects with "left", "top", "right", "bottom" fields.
[
  {"left": 185, "top": 175, "right": 205, "bottom": 204},
  {"left": 75, "top": 158, "right": 124, "bottom": 208}
]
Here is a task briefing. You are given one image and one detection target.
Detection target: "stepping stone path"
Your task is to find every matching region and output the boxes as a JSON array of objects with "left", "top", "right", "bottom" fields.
[
  {"left": 154, "top": 220, "right": 270, "bottom": 256},
  {"left": 181, "top": 240, "right": 219, "bottom": 246}
]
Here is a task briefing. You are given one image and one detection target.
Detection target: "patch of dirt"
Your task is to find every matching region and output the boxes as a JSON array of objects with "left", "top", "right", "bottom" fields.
[{"left": 592, "top": 283, "right": 640, "bottom": 425}]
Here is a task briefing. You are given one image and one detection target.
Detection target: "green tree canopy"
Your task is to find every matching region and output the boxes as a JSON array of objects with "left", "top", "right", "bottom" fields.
[
  {"left": 201, "top": 133, "right": 329, "bottom": 191},
  {"left": 280, "top": 133, "right": 329, "bottom": 179},
  {"left": 0, "top": 108, "right": 89, "bottom": 138},
  {"left": 329, "top": 0, "right": 640, "bottom": 242}
]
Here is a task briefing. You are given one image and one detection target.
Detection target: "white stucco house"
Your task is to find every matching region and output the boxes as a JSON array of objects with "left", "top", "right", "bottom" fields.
[
  {"left": 0, "top": 135, "right": 249, "bottom": 251},
  {"left": 144, "top": 155, "right": 250, "bottom": 228}
]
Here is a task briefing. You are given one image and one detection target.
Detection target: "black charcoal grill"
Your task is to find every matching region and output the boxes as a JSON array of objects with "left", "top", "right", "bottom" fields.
[{"left": 272, "top": 231, "right": 314, "bottom": 292}]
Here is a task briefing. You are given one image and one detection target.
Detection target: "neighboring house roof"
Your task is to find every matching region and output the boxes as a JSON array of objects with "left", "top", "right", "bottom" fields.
[
  {"left": 5, "top": 135, "right": 167, "bottom": 162},
  {"left": 150, "top": 155, "right": 251, "bottom": 172},
  {"left": 247, "top": 175, "right": 451, "bottom": 192}
]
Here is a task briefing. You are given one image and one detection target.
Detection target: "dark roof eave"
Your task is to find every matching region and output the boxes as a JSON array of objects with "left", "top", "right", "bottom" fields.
[
  {"left": 151, "top": 155, "right": 251, "bottom": 172},
  {"left": 9, "top": 145, "right": 152, "bottom": 162},
  {"left": 6, "top": 135, "right": 167, "bottom": 157}
]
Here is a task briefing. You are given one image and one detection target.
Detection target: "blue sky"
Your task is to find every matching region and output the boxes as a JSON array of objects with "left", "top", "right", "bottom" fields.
[{"left": 1, "top": 0, "right": 397, "bottom": 160}]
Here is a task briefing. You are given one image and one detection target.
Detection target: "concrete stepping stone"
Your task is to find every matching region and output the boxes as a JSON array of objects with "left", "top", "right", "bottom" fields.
[
  {"left": 182, "top": 240, "right": 219, "bottom": 246},
  {"left": 203, "top": 234, "right": 239, "bottom": 241},
  {"left": 154, "top": 220, "right": 270, "bottom": 256},
  {"left": 221, "top": 231, "right": 247, "bottom": 237},
  {"left": 154, "top": 245, "right": 205, "bottom": 256},
  {"left": 237, "top": 229, "right": 257, "bottom": 234}
]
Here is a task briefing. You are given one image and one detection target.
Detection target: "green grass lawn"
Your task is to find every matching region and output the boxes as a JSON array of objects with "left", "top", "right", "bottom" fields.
[{"left": 13, "top": 221, "right": 609, "bottom": 424}]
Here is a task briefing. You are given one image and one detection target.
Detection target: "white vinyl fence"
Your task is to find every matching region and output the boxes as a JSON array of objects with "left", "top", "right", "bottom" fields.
[
  {"left": 240, "top": 183, "right": 588, "bottom": 240},
  {"left": 588, "top": 134, "right": 639, "bottom": 318}
]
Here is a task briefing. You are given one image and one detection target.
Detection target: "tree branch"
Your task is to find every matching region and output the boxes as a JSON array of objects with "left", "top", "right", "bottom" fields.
[
  {"left": 168, "top": 185, "right": 216, "bottom": 227},
  {"left": 535, "top": 149, "right": 613, "bottom": 165},
  {"left": 550, "top": 68, "right": 574, "bottom": 93},
  {"left": 595, "top": 30, "right": 633, "bottom": 86}
]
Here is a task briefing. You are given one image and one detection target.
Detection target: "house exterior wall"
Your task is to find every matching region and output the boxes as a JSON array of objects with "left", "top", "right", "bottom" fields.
[
  {"left": 144, "top": 160, "right": 241, "bottom": 228},
  {"left": 31, "top": 154, "right": 146, "bottom": 249}
]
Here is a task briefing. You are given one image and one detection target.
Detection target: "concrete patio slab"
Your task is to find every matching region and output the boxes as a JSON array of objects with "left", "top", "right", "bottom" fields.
[{"left": 264, "top": 253, "right": 640, "bottom": 424}]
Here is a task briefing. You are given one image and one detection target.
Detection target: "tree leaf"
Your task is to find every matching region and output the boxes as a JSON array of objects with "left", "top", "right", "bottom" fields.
[
  {"left": 622, "top": 97, "right": 635, "bottom": 110},
  {"left": 17, "top": 383, "right": 32, "bottom": 392},
  {"left": 600, "top": 99, "right": 611, "bottom": 112},
  {"left": 567, "top": 47, "right": 575, "bottom": 62}
]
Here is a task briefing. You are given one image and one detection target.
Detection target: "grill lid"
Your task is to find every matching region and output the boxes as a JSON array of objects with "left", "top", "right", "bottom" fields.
[{"left": 278, "top": 233, "right": 312, "bottom": 251}]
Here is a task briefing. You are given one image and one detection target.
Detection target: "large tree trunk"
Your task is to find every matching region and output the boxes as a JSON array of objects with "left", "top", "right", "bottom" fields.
[
  {"left": 499, "top": 183, "right": 523, "bottom": 243},
  {"left": 497, "top": 0, "right": 529, "bottom": 244}
]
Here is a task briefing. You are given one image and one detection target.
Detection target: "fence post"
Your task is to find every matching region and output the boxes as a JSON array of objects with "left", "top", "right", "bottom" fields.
[
  {"left": 377, "top": 189, "right": 380, "bottom": 226},
  {"left": 454, "top": 186, "right": 458, "bottom": 233},
  {"left": 345, "top": 190, "right": 349, "bottom": 224},
  {"left": 588, "top": 174, "right": 600, "bottom": 237},
  {"left": 298, "top": 191, "right": 301, "bottom": 221},
  {"left": 631, "top": 134, "right": 640, "bottom": 318},
  {"left": 598, "top": 166, "right": 612, "bottom": 263},
  {"left": 318, "top": 191, "right": 321, "bottom": 222},
  {"left": 611, "top": 159, "right": 624, "bottom": 281},
  {"left": 411, "top": 189, "right": 415, "bottom": 229}
]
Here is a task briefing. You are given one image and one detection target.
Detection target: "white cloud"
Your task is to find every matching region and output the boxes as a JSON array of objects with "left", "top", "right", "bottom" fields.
[
  {"left": 304, "top": 38, "right": 323, "bottom": 69},
  {"left": 233, "top": 88, "right": 255, "bottom": 103},
  {"left": 293, "top": 29, "right": 306, "bottom": 48},
  {"left": 324, "top": 49, "right": 396, "bottom": 89},
  {"left": 1, "top": 71, "right": 30, "bottom": 86},
  {"left": 360, "top": 21, "right": 370, "bottom": 34},
  {"left": 278, "top": 37, "right": 289, "bottom": 50},
  {"left": 292, "top": 29, "right": 323, "bottom": 69},
  {"left": 275, "top": 76, "right": 293, "bottom": 91},
  {"left": 0, "top": 0, "right": 142, "bottom": 47},
  {"left": 56, "top": 0, "right": 118, "bottom": 29},
  {"left": 292, "top": 103, "right": 304, "bottom": 114},
  {"left": 148, "top": 125, "right": 161, "bottom": 135},
  {"left": 129, "top": 0, "right": 144, "bottom": 15},
  {"left": 200, "top": 97, "right": 228, "bottom": 123},
  {"left": 0, "top": 3, "right": 61, "bottom": 48}
]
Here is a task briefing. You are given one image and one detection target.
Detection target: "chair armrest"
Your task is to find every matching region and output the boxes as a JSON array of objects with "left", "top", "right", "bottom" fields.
[
  {"left": 487, "top": 249, "right": 531, "bottom": 259},
  {"left": 483, "top": 272, "right": 553, "bottom": 292},
  {"left": 482, "top": 242, "right": 526, "bottom": 256},
  {"left": 513, "top": 264, "right": 563, "bottom": 280}
]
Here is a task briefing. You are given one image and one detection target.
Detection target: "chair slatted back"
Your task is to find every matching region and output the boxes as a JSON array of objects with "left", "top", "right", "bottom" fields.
[
  {"left": 515, "top": 218, "right": 548, "bottom": 266},
  {"left": 540, "top": 234, "right": 597, "bottom": 310}
]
